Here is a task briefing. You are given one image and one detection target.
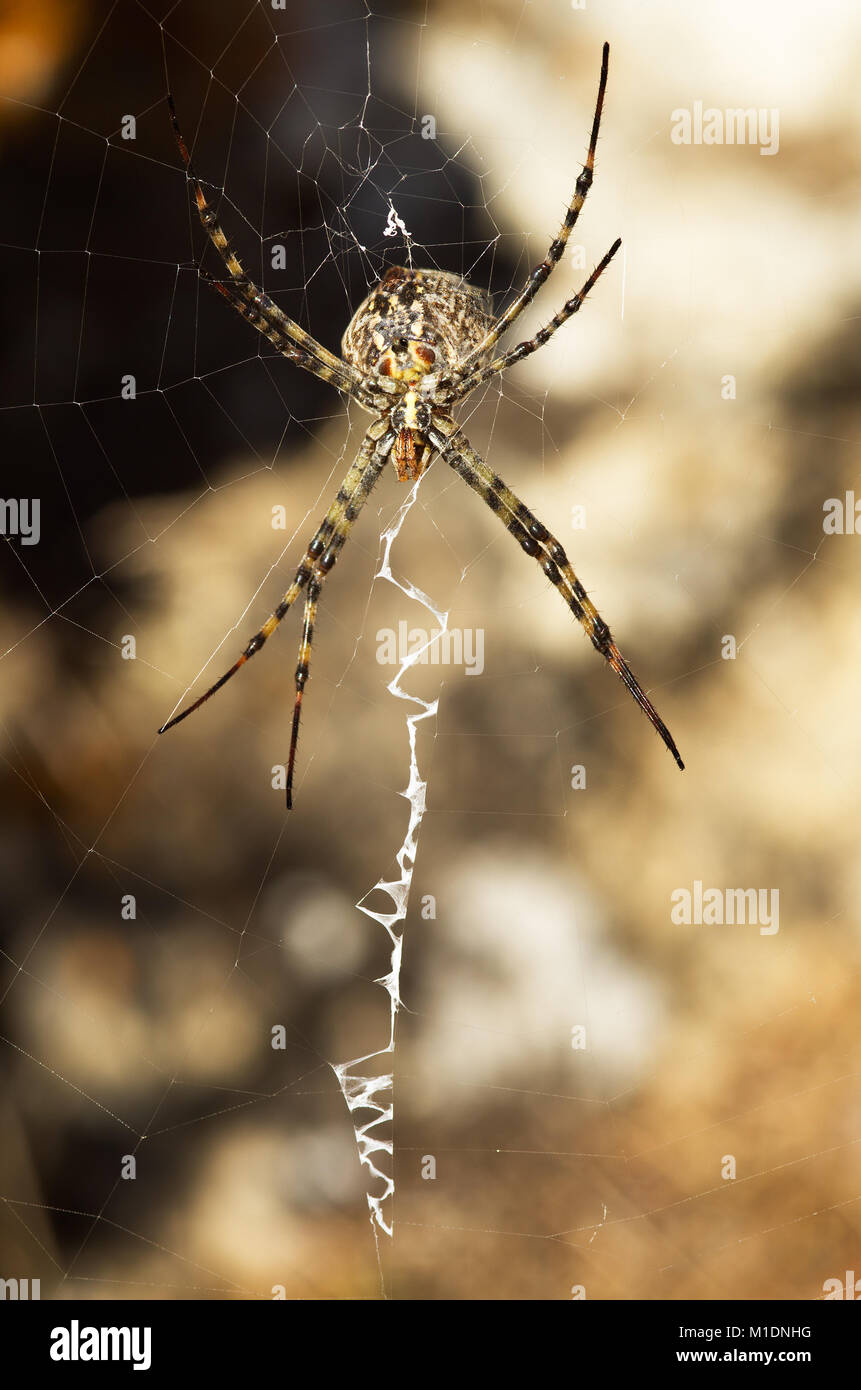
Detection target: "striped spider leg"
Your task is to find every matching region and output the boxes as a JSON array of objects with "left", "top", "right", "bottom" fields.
[
  {"left": 448, "top": 238, "right": 621, "bottom": 400},
  {"left": 159, "top": 42, "right": 682, "bottom": 808},
  {"left": 167, "top": 94, "right": 374, "bottom": 407},
  {"left": 451, "top": 40, "right": 612, "bottom": 382},
  {"left": 160, "top": 423, "right": 394, "bottom": 807},
  {"left": 427, "top": 414, "right": 684, "bottom": 770}
]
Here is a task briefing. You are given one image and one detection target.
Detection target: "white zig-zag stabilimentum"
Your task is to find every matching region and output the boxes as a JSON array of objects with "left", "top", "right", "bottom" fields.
[{"left": 331, "top": 472, "right": 445, "bottom": 1259}]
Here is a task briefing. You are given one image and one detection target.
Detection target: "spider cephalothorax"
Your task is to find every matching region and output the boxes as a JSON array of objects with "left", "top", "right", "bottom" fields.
[{"left": 161, "top": 44, "right": 684, "bottom": 808}]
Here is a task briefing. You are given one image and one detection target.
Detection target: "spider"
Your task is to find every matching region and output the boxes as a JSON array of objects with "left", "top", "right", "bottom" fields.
[{"left": 159, "top": 43, "right": 684, "bottom": 808}]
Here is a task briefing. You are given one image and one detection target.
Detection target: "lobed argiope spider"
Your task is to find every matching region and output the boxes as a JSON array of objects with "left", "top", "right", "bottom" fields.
[{"left": 159, "top": 43, "right": 684, "bottom": 808}]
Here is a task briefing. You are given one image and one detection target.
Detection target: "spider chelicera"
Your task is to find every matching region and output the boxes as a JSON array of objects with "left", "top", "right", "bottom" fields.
[{"left": 159, "top": 43, "right": 684, "bottom": 808}]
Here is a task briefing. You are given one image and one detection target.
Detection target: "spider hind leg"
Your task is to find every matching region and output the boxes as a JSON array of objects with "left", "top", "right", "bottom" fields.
[
  {"left": 285, "top": 582, "right": 320, "bottom": 809},
  {"left": 157, "top": 427, "right": 394, "bottom": 807},
  {"left": 429, "top": 415, "right": 685, "bottom": 771}
]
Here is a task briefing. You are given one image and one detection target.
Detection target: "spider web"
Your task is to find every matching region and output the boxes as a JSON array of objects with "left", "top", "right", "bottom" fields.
[{"left": 1, "top": 0, "right": 861, "bottom": 1302}]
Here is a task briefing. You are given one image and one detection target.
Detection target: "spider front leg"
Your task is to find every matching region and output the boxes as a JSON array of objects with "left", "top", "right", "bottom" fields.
[
  {"left": 168, "top": 95, "right": 370, "bottom": 405},
  {"left": 450, "top": 237, "right": 621, "bottom": 401},
  {"left": 455, "top": 41, "right": 612, "bottom": 377},
  {"left": 428, "top": 414, "right": 684, "bottom": 769},
  {"left": 158, "top": 425, "right": 394, "bottom": 808}
]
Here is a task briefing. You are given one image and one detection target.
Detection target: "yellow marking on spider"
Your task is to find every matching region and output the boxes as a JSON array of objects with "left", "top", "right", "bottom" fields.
[
  {"left": 377, "top": 342, "right": 433, "bottom": 383},
  {"left": 408, "top": 341, "right": 430, "bottom": 372},
  {"left": 402, "top": 389, "right": 419, "bottom": 428}
]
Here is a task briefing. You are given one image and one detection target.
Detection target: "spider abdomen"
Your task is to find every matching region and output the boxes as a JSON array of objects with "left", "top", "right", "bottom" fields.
[{"left": 341, "top": 266, "right": 493, "bottom": 386}]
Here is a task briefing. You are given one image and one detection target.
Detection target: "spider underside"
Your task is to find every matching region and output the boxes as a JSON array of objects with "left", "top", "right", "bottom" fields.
[{"left": 160, "top": 43, "right": 684, "bottom": 808}]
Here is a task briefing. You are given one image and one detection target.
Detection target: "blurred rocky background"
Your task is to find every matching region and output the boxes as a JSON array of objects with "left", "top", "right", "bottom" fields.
[{"left": 1, "top": 0, "right": 860, "bottom": 1299}]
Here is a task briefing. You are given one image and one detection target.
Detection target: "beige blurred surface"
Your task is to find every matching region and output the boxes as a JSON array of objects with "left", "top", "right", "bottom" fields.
[{"left": 2, "top": 0, "right": 860, "bottom": 1299}]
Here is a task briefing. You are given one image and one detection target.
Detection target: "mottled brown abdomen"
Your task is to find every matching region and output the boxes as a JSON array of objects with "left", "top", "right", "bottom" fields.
[{"left": 341, "top": 266, "right": 493, "bottom": 379}]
